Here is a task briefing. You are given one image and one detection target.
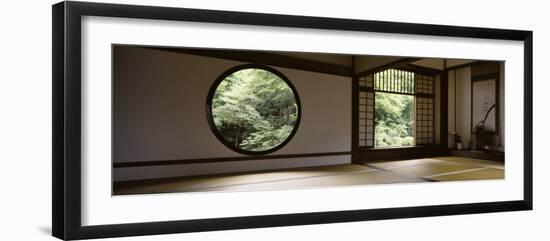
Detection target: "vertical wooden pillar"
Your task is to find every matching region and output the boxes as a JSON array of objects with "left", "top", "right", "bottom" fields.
[
  {"left": 440, "top": 69, "right": 449, "bottom": 151},
  {"left": 351, "top": 56, "right": 359, "bottom": 163}
]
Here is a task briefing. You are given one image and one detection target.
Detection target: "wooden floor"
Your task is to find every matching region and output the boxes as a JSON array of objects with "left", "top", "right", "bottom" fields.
[{"left": 113, "top": 156, "right": 504, "bottom": 195}]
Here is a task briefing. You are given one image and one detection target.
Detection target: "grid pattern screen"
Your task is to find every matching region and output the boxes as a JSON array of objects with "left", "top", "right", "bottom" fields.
[{"left": 357, "top": 69, "right": 435, "bottom": 148}]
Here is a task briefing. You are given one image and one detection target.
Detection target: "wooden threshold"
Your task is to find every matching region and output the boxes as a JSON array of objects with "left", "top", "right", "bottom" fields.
[{"left": 450, "top": 150, "right": 504, "bottom": 162}]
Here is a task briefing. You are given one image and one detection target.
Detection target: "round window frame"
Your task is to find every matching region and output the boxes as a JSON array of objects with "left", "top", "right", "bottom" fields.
[{"left": 206, "top": 64, "right": 302, "bottom": 156}]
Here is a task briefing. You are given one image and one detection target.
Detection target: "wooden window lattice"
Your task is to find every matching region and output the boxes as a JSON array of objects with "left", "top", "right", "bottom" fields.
[
  {"left": 374, "top": 69, "right": 415, "bottom": 94},
  {"left": 357, "top": 69, "right": 435, "bottom": 148},
  {"left": 358, "top": 75, "right": 375, "bottom": 147},
  {"left": 415, "top": 74, "right": 434, "bottom": 145}
]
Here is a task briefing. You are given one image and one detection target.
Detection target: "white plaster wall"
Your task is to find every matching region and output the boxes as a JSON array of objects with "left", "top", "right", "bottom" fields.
[
  {"left": 447, "top": 67, "right": 472, "bottom": 148},
  {"left": 113, "top": 46, "right": 352, "bottom": 181}
]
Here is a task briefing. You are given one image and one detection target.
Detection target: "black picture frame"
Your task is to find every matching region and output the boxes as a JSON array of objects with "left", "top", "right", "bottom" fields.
[{"left": 52, "top": 1, "right": 533, "bottom": 240}]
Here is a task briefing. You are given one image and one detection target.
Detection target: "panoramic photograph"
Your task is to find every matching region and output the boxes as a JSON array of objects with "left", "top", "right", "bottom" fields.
[{"left": 111, "top": 45, "right": 505, "bottom": 195}]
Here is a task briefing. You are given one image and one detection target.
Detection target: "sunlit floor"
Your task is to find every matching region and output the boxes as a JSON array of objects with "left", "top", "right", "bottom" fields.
[{"left": 113, "top": 156, "right": 504, "bottom": 195}]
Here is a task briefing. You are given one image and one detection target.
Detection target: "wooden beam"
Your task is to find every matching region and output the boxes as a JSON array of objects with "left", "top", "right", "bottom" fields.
[
  {"left": 142, "top": 46, "right": 354, "bottom": 77},
  {"left": 356, "top": 146, "right": 449, "bottom": 163},
  {"left": 445, "top": 60, "right": 501, "bottom": 71},
  {"left": 114, "top": 151, "right": 352, "bottom": 167}
]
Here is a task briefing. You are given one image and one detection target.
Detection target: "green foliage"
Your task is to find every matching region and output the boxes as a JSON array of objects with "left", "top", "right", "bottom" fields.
[
  {"left": 211, "top": 68, "right": 298, "bottom": 152},
  {"left": 374, "top": 92, "right": 414, "bottom": 147}
]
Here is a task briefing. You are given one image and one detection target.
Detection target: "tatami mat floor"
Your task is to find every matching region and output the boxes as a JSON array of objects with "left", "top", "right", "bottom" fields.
[{"left": 113, "top": 156, "right": 504, "bottom": 195}]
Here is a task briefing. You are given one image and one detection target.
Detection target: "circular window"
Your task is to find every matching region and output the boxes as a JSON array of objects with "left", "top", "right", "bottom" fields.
[{"left": 207, "top": 64, "right": 301, "bottom": 155}]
